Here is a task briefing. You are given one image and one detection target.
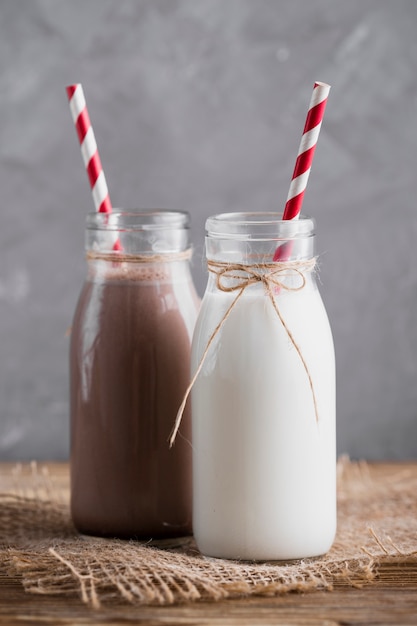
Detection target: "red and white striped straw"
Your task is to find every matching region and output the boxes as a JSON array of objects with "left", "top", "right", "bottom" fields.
[
  {"left": 66, "top": 83, "right": 112, "bottom": 215},
  {"left": 282, "top": 81, "right": 330, "bottom": 220},
  {"left": 273, "top": 81, "right": 330, "bottom": 261}
]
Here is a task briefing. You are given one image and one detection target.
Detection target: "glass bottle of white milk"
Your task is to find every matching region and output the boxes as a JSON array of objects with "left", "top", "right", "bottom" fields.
[{"left": 191, "top": 212, "right": 336, "bottom": 561}]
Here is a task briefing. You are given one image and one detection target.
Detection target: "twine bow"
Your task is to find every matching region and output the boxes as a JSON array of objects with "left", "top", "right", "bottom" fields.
[{"left": 169, "top": 257, "right": 318, "bottom": 447}]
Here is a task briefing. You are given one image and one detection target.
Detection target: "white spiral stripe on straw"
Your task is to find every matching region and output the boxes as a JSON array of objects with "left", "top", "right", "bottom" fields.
[
  {"left": 92, "top": 171, "right": 110, "bottom": 212},
  {"left": 286, "top": 170, "right": 310, "bottom": 203},
  {"left": 80, "top": 127, "right": 98, "bottom": 168},
  {"left": 298, "top": 123, "right": 322, "bottom": 155},
  {"left": 68, "top": 85, "right": 86, "bottom": 122},
  {"left": 309, "top": 83, "right": 331, "bottom": 108}
]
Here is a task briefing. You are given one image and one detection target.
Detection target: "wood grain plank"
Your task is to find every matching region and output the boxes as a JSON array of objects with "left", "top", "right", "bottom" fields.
[{"left": 1, "top": 573, "right": 417, "bottom": 626}]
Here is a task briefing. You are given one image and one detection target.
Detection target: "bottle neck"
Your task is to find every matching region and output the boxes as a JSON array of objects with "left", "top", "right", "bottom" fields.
[
  {"left": 205, "top": 212, "right": 316, "bottom": 264},
  {"left": 83, "top": 210, "right": 193, "bottom": 284},
  {"left": 85, "top": 210, "right": 191, "bottom": 255},
  {"left": 204, "top": 212, "right": 317, "bottom": 294},
  {"left": 205, "top": 237, "right": 315, "bottom": 264}
]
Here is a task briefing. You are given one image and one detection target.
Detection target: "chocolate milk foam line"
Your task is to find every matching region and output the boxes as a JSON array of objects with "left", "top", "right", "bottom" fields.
[{"left": 169, "top": 256, "right": 318, "bottom": 447}]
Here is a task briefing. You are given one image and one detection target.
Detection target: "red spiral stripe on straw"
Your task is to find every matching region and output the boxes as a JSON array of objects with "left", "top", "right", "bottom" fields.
[
  {"left": 66, "top": 84, "right": 113, "bottom": 215},
  {"left": 273, "top": 81, "right": 330, "bottom": 261}
]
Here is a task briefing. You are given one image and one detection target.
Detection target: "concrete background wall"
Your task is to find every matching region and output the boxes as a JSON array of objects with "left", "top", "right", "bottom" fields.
[{"left": 1, "top": 0, "right": 416, "bottom": 460}]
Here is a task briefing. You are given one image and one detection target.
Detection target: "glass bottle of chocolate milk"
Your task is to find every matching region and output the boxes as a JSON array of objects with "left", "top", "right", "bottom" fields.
[{"left": 70, "top": 210, "right": 199, "bottom": 538}]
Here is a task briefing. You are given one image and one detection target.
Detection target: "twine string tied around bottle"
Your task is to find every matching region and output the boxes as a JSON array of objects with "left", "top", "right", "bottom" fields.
[{"left": 169, "top": 257, "right": 318, "bottom": 447}]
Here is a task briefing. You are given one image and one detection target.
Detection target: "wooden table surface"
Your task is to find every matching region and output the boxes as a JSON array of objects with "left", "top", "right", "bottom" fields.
[{"left": 1, "top": 462, "right": 417, "bottom": 626}]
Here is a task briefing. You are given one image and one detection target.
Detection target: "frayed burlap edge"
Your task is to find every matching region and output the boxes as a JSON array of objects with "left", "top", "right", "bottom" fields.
[{"left": 1, "top": 457, "right": 417, "bottom": 608}]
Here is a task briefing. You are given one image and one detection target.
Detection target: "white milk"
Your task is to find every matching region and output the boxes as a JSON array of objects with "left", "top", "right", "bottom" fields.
[{"left": 191, "top": 279, "right": 336, "bottom": 560}]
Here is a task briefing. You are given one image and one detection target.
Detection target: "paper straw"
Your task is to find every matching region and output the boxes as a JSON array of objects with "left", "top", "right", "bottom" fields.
[
  {"left": 66, "top": 84, "right": 121, "bottom": 250},
  {"left": 66, "top": 84, "right": 113, "bottom": 214},
  {"left": 273, "top": 81, "right": 330, "bottom": 261}
]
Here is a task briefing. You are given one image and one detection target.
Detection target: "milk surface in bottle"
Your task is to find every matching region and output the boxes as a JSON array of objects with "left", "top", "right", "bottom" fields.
[{"left": 191, "top": 212, "right": 336, "bottom": 560}]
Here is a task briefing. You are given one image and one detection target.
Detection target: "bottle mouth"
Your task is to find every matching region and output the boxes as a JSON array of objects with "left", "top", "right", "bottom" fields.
[
  {"left": 87, "top": 209, "right": 190, "bottom": 232},
  {"left": 85, "top": 210, "right": 191, "bottom": 254},
  {"left": 206, "top": 212, "right": 315, "bottom": 241}
]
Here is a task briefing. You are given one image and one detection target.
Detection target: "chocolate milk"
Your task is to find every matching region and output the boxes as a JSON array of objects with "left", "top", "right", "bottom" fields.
[{"left": 70, "top": 261, "right": 199, "bottom": 538}]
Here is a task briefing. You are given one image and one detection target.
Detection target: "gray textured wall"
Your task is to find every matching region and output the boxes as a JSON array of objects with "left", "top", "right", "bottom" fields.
[{"left": 1, "top": 0, "right": 416, "bottom": 461}]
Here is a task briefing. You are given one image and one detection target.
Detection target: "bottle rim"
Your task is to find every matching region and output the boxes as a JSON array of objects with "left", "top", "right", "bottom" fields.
[
  {"left": 206, "top": 212, "right": 315, "bottom": 240},
  {"left": 86, "top": 209, "right": 190, "bottom": 232}
]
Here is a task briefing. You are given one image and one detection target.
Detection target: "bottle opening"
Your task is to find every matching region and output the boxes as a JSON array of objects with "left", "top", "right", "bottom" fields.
[
  {"left": 205, "top": 212, "right": 315, "bottom": 262},
  {"left": 85, "top": 209, "right": 191, "bottom": 255},
  {"left": 87, "top": 210, "right": 190, "bottom": 232},
  {"left": 206, "top": 212, "right": 315, "bottom": 240}
]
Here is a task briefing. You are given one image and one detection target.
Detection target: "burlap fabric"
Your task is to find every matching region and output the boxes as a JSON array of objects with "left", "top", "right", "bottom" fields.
[{"left": 1, "top": 458, "right": 416, "bottom": 608}]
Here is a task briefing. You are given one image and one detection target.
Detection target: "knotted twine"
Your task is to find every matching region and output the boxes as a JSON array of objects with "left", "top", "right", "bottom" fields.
[{"left": 170, "top": 257, "right": 318, "bottom": 446}]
